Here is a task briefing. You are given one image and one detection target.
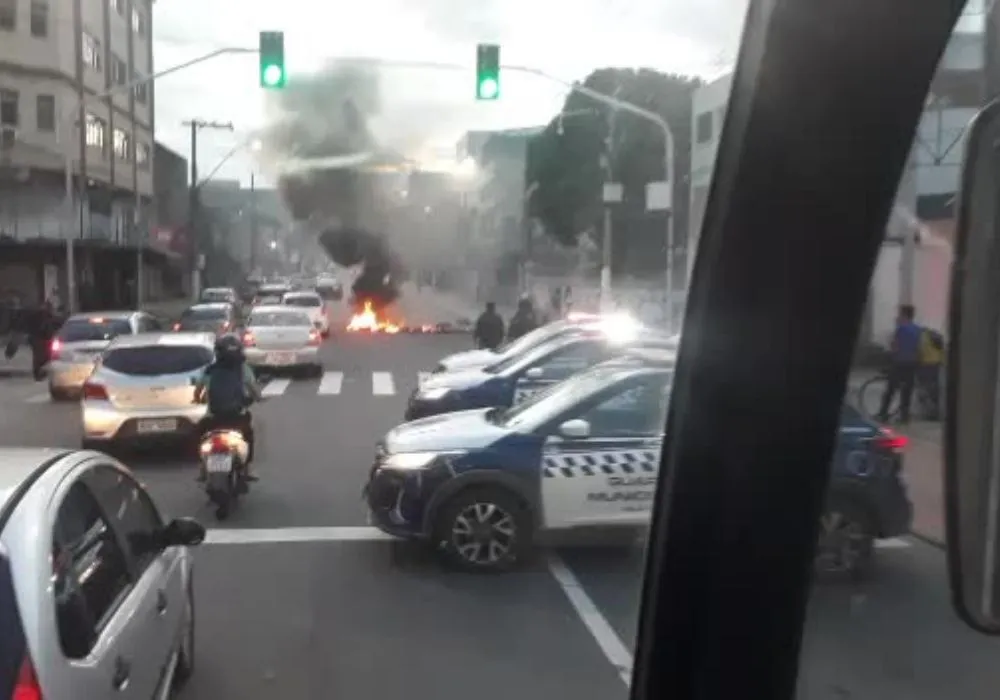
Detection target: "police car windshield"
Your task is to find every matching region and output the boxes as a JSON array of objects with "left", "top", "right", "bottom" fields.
[
  {"left": 493, "top": 321, "right": 571, "bottom": 357},
  {"left": 487, "top": 335, "right": 582, "bottom": 375},
  {"left": 501, "top": 365, "right": 646, "bottom": 430}
]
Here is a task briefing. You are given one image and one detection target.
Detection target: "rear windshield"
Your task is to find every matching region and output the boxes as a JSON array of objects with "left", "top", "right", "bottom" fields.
[
  {"left": 255, "top": 295, "right": 283, "bottom": 305},
  {"left": 284, "top": 296, "right": 321, "bottom": 308},
  {"left": 58, "top": 319, "right": 131, "bottom": 342},
  {"left": 249, "top": 311, "right": 311, "bottom": 327},
  {"left": 103, "top": 345, "right": 213, "bottom": 376},
  {"left": 181, "top": 307, "right": 227, "bottom": 321},
  {"left": 201, "top": 290, "right": 232, "bottom": 302}
]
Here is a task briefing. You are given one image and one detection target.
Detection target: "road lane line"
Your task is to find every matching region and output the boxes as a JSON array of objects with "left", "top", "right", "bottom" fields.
[
  {"left": 417, "top": 371, "right": 431, "bottom": 387},
  {"left": 317, "top": 371, "right": 344, "bottom": 395},
  {"left": 548, "top": 554, "right": 633, "bottom": 687},
  {"left": 372, "top": 372, "right": 395, "bottom": 396},
  {"left": 261, "top": 378, "right": 291, "bottom": 397},
  {"left": 204, "top": 526, "right": 394, "bottom": 545}
]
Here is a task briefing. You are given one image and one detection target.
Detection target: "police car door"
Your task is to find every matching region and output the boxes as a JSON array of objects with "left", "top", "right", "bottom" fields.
[
  {"left": 513, "top": 339, "right": 608, "bottom": 405},
  {"left": 540, "top": 374, "right": 669, "bottom": 528}
]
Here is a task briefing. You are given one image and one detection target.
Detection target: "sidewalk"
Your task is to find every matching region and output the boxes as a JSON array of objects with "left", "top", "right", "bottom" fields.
[{"left": 896, "top": 421, "right": 944, "bottom": 545}]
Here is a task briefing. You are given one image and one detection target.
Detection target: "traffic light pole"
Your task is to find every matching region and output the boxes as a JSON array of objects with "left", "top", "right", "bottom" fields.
[{"left": 60, "top": 47, "right": 257, "bottom": 313}]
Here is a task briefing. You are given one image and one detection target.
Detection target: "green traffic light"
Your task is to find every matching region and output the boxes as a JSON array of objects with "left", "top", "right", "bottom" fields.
[
  {"left": 262, "top": 63, "right": 284, "bottom": 87},
  {"left": 478, "top": 76, "right": 499, "bottom": 100}
]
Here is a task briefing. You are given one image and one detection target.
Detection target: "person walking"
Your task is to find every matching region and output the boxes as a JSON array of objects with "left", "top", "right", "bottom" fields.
[
  {"left": 877, "top": 304, "right": 922, "bottom": 424},
  {"left": 507, "top": 296, "right": 539, "bottom": 341}
]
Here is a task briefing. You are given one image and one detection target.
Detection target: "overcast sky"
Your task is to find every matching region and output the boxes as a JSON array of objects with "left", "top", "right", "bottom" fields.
[{"left": 152, "top": 0, "right": 748, "bottom": 188}]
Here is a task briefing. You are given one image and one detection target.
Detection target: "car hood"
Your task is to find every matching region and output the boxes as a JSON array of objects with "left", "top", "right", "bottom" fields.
[
  {"left": 419, "top": 368, "right": 494, "bottom": 392},
  {"left": 386, "top": 409, "right": 507, "bottom": 452},
  {"left": 440, "top": 348, "right": 499, "bottom": 371}
]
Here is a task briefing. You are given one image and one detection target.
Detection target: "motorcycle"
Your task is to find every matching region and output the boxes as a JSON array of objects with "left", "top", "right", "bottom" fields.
[{"left": 197, "top": 426, "right": 252, "bottom": 520}]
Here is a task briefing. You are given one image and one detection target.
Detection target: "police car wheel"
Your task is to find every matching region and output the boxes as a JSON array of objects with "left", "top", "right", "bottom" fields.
[{"left": 435, "top": 487, "right": 531, "bottom": 573}]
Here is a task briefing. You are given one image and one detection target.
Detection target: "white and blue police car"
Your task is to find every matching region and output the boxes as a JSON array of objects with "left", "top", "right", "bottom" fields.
[
  {"left": 369, "top": 351, "right": 912, "bottom": 577},
  {"left": 406, "top": 328, "right": 677, "bottom": 421}
]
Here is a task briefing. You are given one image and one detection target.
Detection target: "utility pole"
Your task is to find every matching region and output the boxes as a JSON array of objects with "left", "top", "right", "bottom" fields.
[
  {"left": 249, "top": 172, "right": 259, "bottom": 275},
  {"left": 600, "top": 90, "right": 624, "bottom": 313},
  {"left": 183, "top": 118, "right": 234, "bottom": 300}
]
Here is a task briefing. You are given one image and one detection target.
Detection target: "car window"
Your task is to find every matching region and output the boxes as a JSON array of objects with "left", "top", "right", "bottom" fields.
[
  {"left": 103, "top": 345, "right": 213, "bottom": 376},
  {"left": 249, "top": 311, "right": 311, "bottom": 327},
  {"left": 574, "top": 375, "right": 671, "bottom": 438},
  {"left": 57, "top": 319, "right": 131, "bottom": 342},
  {"left": 84, "top": 466, "right": 163, "bottom": 574},
  {"left": 52, "top": 481, "right": 131, "bottom": 659},
  {"left": 529, "top": 341, "right": 608, "bottom": 380},
  {"left": 284, "top": 295, "right": 322, "bottom": 308}
]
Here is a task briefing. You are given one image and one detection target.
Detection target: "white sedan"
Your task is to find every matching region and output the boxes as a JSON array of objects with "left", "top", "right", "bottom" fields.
[
  {"left": 242, "top": 306, "right": 323, "bottom": 376},
  {"left": 281, "top": 290, "right": 331, "bottom": 337}
]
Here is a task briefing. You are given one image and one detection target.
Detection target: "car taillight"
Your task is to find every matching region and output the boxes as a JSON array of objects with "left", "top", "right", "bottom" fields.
[
  {"left": 242, "top": 331, "right": 256, "bottom": 347},
  {"left": 308, "top": 329, "right": 320, "bottom": 346},
  {"left": 81, "top": 382, "right": 109, "bottom": 401},
  {"left": 172, "top": 322, "right": 181, "bottom": 331},
  {"left": 873, "top": 427, "right": 908, "bottom": 452},
  {"left": 49, "top": 338, "right": 61, "bottom": 360},
  {"left": 221, "top": 321, "right": 231, "bottom": 331},
  {"left": 12, "top": 656, "right": 42, "bottom": 700}
]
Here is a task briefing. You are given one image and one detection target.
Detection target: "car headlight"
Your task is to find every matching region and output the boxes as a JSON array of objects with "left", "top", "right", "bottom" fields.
[
  {"left": 383, "top": 451, "right": 465, "bottom": 470},
  {"left": 418, "top": 387, "right": 451, "bottom": 400}
]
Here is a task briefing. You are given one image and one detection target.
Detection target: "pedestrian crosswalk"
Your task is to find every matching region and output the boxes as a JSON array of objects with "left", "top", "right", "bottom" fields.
[{"left": 13, "top": 371, "right": 436, "bottom": 404}]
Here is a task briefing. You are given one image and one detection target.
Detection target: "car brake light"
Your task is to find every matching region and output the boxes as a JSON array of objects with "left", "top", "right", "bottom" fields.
[
  {"left": 222, "top": 321, "right": 231, "bottom": 331},
  {"left": 308, "top": 329, "right": 320, "bottom": 346},
  {"left": 172, "top": 323, "right": 181, "bottom": 331},
  {"left": 242, "top": 331, "right": 256, "bottom": 347},
  {"left": 873, "top": 427, "right": 908, "bottom": 452},
  {"left": 81, "top": 382, "right": 109, "bottom": 401},
  {"left": 12, "top": 656, "right": 42, "bottom": 700},
  {"left": 49, "top": 338, "right": 61, "bottom": 360}
]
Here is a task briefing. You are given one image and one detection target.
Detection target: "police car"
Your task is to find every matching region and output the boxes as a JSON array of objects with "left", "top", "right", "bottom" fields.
[
  {"left": 369, "top": 353, "right": 913, "bottom": 576},
  {"left": 406, "top": 329, "right": 677, "bottom": 421},
  {"left": 432, "top": 313, "right": 616, "bottom": 375}
]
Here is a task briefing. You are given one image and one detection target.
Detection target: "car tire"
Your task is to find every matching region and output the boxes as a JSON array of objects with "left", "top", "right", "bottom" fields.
[
  {"left": 173, "top": 585, "right": 195, "bottom": 688},
  {"left": 814, "top": 496, "right": 876, "bottom": 583},
  {"left": 433, "top": 486, "right": 533, "bottom": 573}
]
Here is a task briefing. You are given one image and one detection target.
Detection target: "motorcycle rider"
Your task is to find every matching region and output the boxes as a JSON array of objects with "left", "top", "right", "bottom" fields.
[{"left": 193, "top": 333, "right": 262, "bottom": 481}]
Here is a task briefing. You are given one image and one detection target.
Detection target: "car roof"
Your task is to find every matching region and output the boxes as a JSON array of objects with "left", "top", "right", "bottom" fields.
[
  {"left": 0, "top": 448, "right": 71, "bottom": 514},
  {"left": 282, "top": 290, "right": 320, "bottom": 298},
  {"left": 107, "top": 331, "right": 215, "bottom": 349},
  {"left": 187, "top": 302, "right": 231, "bottom": 310},
  {"left": 203, "top": 287, "right": 234, "bottom": 292},
  {"left": 250, "top": 305, "right": 308, "bottom": 313},
  {"left": 66, "top": 311, "right": 134, "bottom": 322}
]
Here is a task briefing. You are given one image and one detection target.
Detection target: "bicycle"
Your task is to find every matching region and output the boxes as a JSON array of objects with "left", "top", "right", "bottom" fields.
[{"left": 856, "top": 369, "right": 941, "bottom": 423}]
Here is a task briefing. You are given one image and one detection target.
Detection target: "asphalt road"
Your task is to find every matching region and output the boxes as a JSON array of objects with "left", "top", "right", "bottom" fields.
[{"left": 0, "top": 302, "right": 998, "bottom": 698}]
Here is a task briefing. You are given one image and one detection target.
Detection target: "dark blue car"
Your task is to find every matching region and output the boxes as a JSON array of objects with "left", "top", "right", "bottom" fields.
[{"left": 368, "top": 361, "right": 912, "bottom": 576}]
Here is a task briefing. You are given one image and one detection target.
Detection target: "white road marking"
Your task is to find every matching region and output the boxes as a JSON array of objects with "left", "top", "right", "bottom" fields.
[
  {"left": 25, "top": 393, "right": 50, "bottom": 404},
  {"left": 317, "top": 371, "right": 344, "bottom": 395},
  {"left": 372, "top": 372, "right": 395, "bottom": 396},
  {"left": 417, "top": 371, "right": 431, "bottom": 387},
  {"left": 261, "top": 378, "right": 291, "bottom": 397},
  {"left": 548, "top": 553, "right": 634, "bottom": 686},
  {"left": 876, "top": 537, "right": 912, "bottom": 549},
  {"left": 205, "top": 526, "right": 393, "bottom": 545}
]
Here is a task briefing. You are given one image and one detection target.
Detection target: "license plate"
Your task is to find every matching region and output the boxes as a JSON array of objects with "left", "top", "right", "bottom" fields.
[
  {"left": 136, "top": 418, "right": 177, "bottom": 434},
  {"left": 207, "top": 454, "right": 232, "bottom": 474},
  {"left": 266, "top": 352, "right": 295, "bottom": 365}
]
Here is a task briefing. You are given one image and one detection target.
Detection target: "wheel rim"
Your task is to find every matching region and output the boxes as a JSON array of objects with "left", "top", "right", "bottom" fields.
[
  {"left": 815, "top": 510, "right": 870, "bottom": 574},
  {"left": 450, "top": 501, "right": 517, "bottom": 565}
]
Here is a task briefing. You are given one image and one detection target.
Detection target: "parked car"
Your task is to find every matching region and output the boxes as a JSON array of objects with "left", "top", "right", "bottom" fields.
[{"left": 0, "top": 447, "right": 205, "bottom": 698}]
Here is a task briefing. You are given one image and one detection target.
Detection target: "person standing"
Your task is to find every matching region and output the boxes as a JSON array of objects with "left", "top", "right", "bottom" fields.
[
  {"left": 877, "top": 304, "right": 922, "bottom": 424},
  {"left": 507, "top": 296, "right": 539, "bottom": 341},
  {"left": 474, "top": 302, "right": 505, "bottom": 350},
  {"left": 918, "top": 324, "right": 945, "bottom": 421},
  {"left": 27, "top": 300, "right": 58, "bottom": 381}
]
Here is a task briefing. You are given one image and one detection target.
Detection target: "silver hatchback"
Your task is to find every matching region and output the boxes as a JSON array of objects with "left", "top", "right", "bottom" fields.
[
  {"left": 81, "top": 333, "right": 215, "bottom": 449},
  {"left": 0, "top": 448, "right": 204, "bottom": 699}
]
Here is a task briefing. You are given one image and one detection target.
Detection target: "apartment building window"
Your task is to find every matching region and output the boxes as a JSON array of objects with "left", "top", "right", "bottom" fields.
[
  {"left": 132, "top": 8, "right": 146, "bottom": 36},
  {"left": 113, "top": 128, "right": 131, "bottom": 160},
  {"left": 114, "top": 0, "right": 126, "bottom": 16},
  {"left": 0, "top": 89, "right": 18, "bottom": 127},
  {"left": 85, "top": 113, "right": 106, "bottom": 153},
  {"left": 695, "top": 111, "right": 713, "bottom": 144},
  {"left": 0, "top": 0, "right": 15, "bottom": 31},
  {"left": 30, "top": 1, "right": 48, "bottom": 37},
  {"left": 136, "top": 141, "right": 150, "bottom": 169},
  {"left": 112, "top": 55, "right": 127, "bottom": 86},
  {"left": 36, "top": 95, "right": 55, "bottom": 132},
  {"left": 133, "top": 72, "right": 147, "bottom": 104},
  {"left": 82, "top": 32, "right": 102, "bottom": 71}
]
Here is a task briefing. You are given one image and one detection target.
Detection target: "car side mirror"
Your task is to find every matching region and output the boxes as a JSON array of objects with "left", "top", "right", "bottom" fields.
[
  {"left": 558, "top": 419, "right": 590, "bottom": 439},
  {"left": 525, "top": 367, "right": 544, "bottom": 380},
  {"left": 161, "top": 517, "right": 206, "bottom": 547},
  {"left": 944, "top": 97, "right": 1000, "bottom": 634}
]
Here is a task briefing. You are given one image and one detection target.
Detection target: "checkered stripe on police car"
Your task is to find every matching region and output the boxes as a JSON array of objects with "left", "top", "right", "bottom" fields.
[{"left": 541, "top": 450, "right": 660, "bottom": 478}]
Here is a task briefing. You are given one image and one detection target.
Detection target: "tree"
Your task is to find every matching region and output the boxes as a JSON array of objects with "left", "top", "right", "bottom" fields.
[{"left": 524, "top": 68, "right": 702, "bottom": 277}]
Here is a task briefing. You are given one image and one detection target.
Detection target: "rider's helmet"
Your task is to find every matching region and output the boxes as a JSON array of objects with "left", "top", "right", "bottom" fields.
[{"left": 214, "top": 333, "right": 244, "bottom": 366}]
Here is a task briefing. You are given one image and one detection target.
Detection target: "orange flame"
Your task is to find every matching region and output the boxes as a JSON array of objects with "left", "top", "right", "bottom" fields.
[{"left": 346, "top": 300, "right": 401, "bottom": 333}]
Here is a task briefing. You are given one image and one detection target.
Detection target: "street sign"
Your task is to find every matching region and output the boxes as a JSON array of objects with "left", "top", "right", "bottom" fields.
[
  {"left": 602, "top": 183, "right": 624, "bottom": 204},
  {"left": 646, "top": 181, "right": 672, "bottom": 211}
]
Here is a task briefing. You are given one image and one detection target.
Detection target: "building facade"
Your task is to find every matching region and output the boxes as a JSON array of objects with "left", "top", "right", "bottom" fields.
[{"left": 0, "top": 0, "right": 155, "bottom": 243}]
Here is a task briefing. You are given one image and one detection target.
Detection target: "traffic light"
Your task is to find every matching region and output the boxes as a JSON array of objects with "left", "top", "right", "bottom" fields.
[
  {"left": 476, "top": 44, "right": 500, "bottom": 100},
  {"left": 259, "top": 31, "right": 286, "bottom": 89}
]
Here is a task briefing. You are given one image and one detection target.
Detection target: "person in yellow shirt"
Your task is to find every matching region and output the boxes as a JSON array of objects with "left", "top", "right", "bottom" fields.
[{"left": 918, "top": 327, "right": 944, "bottom": 420}]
